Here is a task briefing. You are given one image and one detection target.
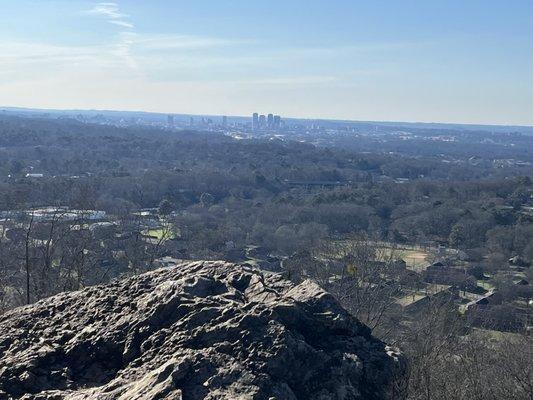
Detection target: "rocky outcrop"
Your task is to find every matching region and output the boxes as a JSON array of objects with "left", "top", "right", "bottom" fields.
[{"left": 0, "top": 261, "right": 404, "bottom": 399}]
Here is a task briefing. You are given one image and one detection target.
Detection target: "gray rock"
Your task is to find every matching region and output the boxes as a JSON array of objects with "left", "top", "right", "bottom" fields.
[{"left": 0, "top": 261, "right": 404, "bottom": 399}]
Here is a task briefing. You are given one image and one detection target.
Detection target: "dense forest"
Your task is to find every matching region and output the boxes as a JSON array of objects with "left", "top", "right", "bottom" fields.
[
  {"left": 1, "top": 115, "right": 532, "bottom": 258},
  {"left": 0, "top": 114, "right": 531, "bottom": 399}
]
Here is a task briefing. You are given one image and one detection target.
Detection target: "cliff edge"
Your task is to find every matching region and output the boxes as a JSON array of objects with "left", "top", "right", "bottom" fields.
[{"left": 0, "top": 261, "right": 404, "bottom": 400}]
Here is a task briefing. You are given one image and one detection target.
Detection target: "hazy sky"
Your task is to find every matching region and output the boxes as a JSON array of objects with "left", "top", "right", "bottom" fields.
[{"left": 1, "top": 0, "right": 533, "bottom": 125}]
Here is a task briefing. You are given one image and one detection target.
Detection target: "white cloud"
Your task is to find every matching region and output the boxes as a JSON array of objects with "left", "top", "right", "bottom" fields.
[
  {"left": 0, "top": 41, "right": 138, "bottom": 82},
  {"left": 0, "top": 32, "right": 253, "bottom": 81},
  {"left": 0, "top": 3, "right": 387, "bottom": 96},
  {"left": 233, "top": 76, "right": 338, "bottom": 86},
  {"left": 132, "top": 34, "right": 253, "bottom": 51},
  {"left": 89, "top": 2, "right": 126, "bottom": 20},
  {"left": 109, "top": 20, "right": 134, "bottom": 29},
  {"left": 88, "top": 2, "right": 134, "bottom": 29},
  {"left": 85, "top": 2, "right": 137, "bottom": 69}
]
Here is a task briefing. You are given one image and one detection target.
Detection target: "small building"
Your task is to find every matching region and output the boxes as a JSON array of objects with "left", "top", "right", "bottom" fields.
[
  {"left": 399, "top": 289, "right": 457, "bottom": 316},
  {"left": 466, "top": 300, "right": 526, "bottom": 333},
  {"left": 424, "top": 264, "right": 475, "bottom": 289},
  {"left": 25, "top": 173, "right": 44, "bottom": 178},
  {"left": 509, "top": 256, "right": 529, "bottom": 268}
]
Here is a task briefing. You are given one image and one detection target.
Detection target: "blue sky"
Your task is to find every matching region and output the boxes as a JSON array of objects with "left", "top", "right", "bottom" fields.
[{"left": 1, "top": 0, "right": 532, "bottom": 125}]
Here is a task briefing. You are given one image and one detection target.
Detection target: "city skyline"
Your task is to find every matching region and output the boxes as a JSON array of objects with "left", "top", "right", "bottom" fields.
[{"left": 1, "top": 1, "right": 533, "bottom": 126}]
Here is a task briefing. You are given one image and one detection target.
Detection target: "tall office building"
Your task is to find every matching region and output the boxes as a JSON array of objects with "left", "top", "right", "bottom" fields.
[
  {"left": 167, "top": 115, "right": 175, "bottom": 126},
  {"left": 252, "top": 113, "right": 259, "bottom": 130},
  {"left": 267, "top": 113, "right": 274, "bottom": 128},
  {"left": 259, "top": 114, "right": 266, "bottom": 128},
  {"left": 273, "top": 115, "right": 281, "bottom": 129}
]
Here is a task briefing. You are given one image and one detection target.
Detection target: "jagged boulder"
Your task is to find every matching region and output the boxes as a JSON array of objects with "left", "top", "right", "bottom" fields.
[{"left": 0, "top": 261, "right": 404, "bottom": 399}]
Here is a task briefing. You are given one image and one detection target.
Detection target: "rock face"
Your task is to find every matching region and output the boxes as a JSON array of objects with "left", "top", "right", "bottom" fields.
[{"left": 0, "top": 261, "right": 404, "bottom": 400}]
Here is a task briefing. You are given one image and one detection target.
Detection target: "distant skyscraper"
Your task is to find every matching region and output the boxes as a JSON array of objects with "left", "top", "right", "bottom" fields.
[
  {"left": 267, "top": 113, "right": 274, "bottom": 128},
  {"left": 252, "top": 113, "right": 259, "bottom": 130},
  {"left": 273, "top": 115, "right": 281, "bottom": 129},
  {"left": 167, "top": 115, "right": 174, "bottom": 126},
  {"left": 259, "top": 114, "right": 266, "bottom": 129},
  {"left": 222, "top": 116, "right": 227, "bottom": 127}
]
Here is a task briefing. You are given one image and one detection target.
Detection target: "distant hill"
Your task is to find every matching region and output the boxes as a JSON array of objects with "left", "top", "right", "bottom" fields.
[{"left": 2, "top": 106, "right": 533, "bottom": 135}]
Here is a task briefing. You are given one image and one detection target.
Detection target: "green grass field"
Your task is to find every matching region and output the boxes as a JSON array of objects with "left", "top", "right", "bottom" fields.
[
  {"left": 377, "top": 245, "right": 430, "bottom": 271},
  {"left": 142, "top": 227, "right": 179, "bottom": 240},
  {"left": 397, "top": 292, "right": 427, "bottom": 307},
  {"left": 333, "top": 240, "right": 432, "bottom": 272}
]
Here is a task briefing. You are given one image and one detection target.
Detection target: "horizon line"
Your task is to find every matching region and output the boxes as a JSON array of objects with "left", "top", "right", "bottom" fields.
[{"left": 2, "top": 105, "right": 533, "bottom": 130}]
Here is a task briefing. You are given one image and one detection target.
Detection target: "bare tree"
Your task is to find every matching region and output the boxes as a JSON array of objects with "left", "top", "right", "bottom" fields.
[
  {"left": 286, "top": 235, "right": 403, "bottom": 339},
  {"left": 23, "top": 212, "right": 34, "bottom": 304}
]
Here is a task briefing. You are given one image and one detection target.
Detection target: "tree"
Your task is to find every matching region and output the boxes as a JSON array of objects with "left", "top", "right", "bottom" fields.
[
  {"left": 23, "top": 212, "right": 34, "bottom": 305},
  {"left": 294, "top": 236, "right": 403, "bottom": 340},
  {"left": 158, "top": 199, "right": 174, "bottom": 216},
  {"left": 200, "top": 192, "right": 215, "bottom": 208}
]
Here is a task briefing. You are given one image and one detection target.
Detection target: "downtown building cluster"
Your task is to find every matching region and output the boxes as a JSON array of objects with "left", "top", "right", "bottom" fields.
[{"left": 252, "top": 113, "right": 282, "bottom": 131}]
